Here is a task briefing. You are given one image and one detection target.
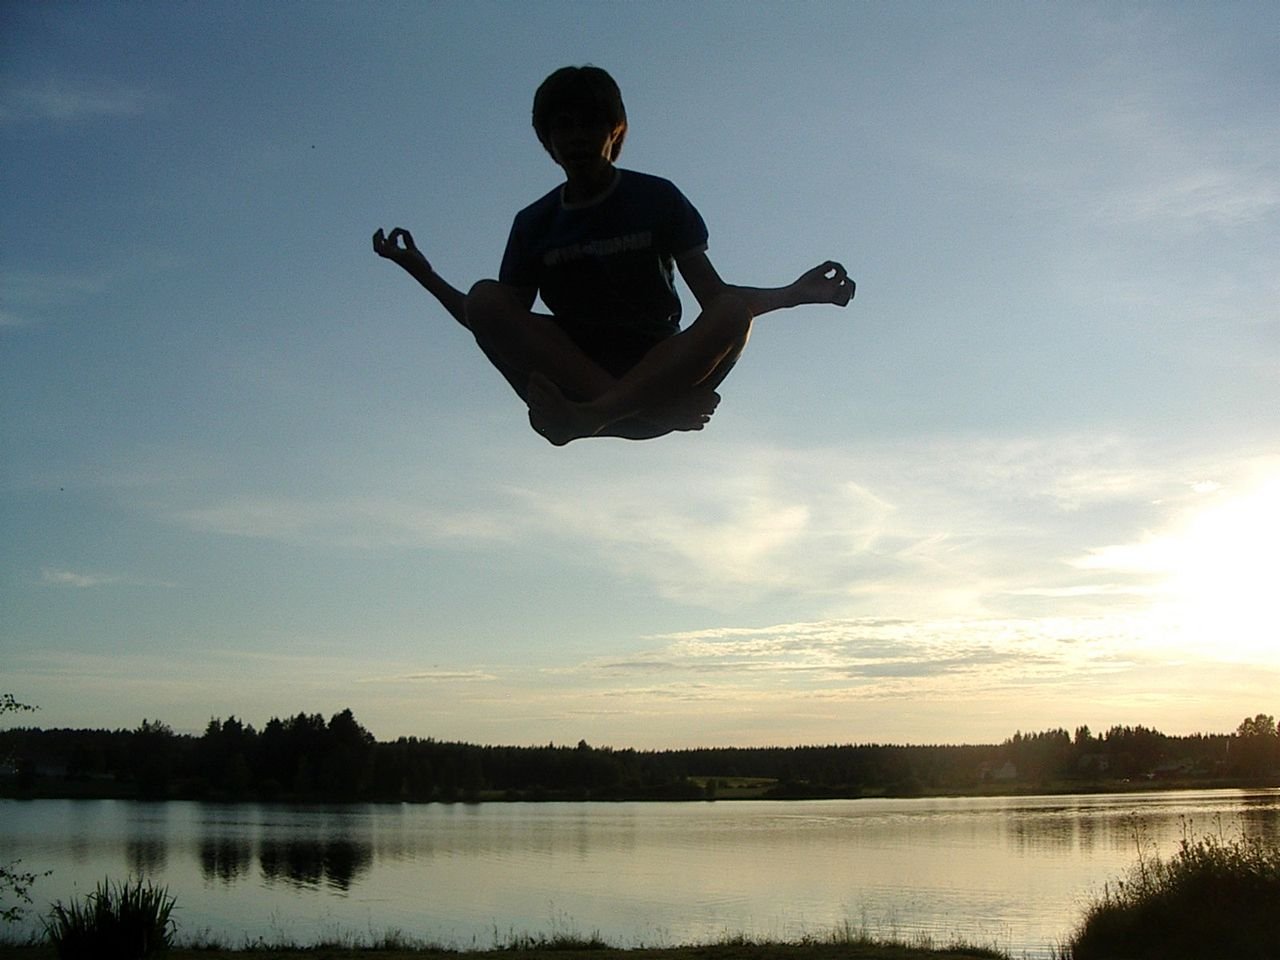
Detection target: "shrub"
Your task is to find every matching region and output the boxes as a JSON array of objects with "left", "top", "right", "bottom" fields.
[
  {"left": 1, "top": 858, "right": 41, "bottom": 926},
  {"left": 44, "top": 877, "right": 176, "bottom": 959},
  {"left": 1, "top": 694, "right": 42, "bottom": 927},
  {"left": 1066, "top": 830, "right": 1280, "bottom": 960}
]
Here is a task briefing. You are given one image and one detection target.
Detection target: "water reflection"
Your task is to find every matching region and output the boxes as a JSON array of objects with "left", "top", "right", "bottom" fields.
[
  {"left": 127, "top": 838, "right": 167, "bottom": 876},
  {"left": 1240, "top": 798, "right": 1280, "bottom": 845},
  {"left": 996, "top": 793, "right": 1265, "bottom": 857},
  {"left": 199, "top": 837, "right": 252, "bottom": 884},
  {"left": 258, "top": 837, "right": 372, "bottom": 891},
  {"left": 1077, "top": 813, "right": 1098, "bottom": 853},
  {"left": 184, "top": 803, "right": 378, "bottom": 890},
  {"left": 191, "top": 822, "right": 374, "bottom": 890},
  {"left": 3, "top": 789, "right": 1276, "bottom": 960}
]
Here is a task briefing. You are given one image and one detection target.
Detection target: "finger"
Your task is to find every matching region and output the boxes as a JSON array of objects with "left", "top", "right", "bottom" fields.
[{"left": 372, "top": 228, "right": 385, "bottom": 252}]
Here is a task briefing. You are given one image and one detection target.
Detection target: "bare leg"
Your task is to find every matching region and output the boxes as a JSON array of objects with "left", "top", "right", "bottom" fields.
[
  {"left": 466, "top": 280, "right": 614, "bottom": 401},
  {"left": 467, "top": 280, "right": 724, "bottom": 441},
  {"left": 527, "top": 293, "right": 752, "bottom": 445}
]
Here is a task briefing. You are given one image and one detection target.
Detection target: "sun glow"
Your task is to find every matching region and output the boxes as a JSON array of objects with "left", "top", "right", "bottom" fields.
[
  {"left": 1073, "top": 467, "right": 1280, "bottom": 662},
  {"left": 1172, "top": 476, "right": 1280, "bottom": 660},
  {"left": 1164, "top": 472, "right": 1280, "bottom": 659}
]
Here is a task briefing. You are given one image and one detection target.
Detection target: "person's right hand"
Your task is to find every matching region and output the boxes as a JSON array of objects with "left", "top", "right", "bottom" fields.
[
  {"left": 372, "top": 227, "right": 432, "bottom": 275},
  {"left": 792, "top": 261, "right": 855, "bottom": 307}
]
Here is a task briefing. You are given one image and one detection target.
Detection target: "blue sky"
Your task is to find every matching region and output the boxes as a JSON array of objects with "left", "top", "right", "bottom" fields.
[{"left": 3, "top": 2, "right": 1277, "bottom": 747}]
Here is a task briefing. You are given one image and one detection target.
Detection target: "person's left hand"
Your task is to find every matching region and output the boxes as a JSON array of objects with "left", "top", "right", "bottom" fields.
[
  {"left": 372, "top": 227, "right": 433, "bottom": 276},
  {"left": 793, "top": 261, "right": 855, "bottom": 306}
]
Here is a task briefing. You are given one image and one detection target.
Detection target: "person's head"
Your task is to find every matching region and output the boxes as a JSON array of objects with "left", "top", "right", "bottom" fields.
[{"left": 532, "top": 66, "right": 628, "bottom": 166}]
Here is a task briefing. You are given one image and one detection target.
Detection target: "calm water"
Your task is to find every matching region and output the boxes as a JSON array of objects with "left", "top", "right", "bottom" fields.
[{"left": 3, "top": 790, "right": 1278, "bottom": 957}]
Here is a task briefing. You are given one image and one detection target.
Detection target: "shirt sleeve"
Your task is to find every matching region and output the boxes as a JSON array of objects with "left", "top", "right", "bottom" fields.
[
  {"left": 498, "top": 214, "right": 537, "bottom": 288},
  {"left": 665, "top": 182, "right": 709, "bottom": 259}
]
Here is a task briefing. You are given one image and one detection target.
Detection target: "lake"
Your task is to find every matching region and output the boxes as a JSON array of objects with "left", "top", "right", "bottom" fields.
[{"left": 3, "top": 789, "right": 1278, "bottom": 957}]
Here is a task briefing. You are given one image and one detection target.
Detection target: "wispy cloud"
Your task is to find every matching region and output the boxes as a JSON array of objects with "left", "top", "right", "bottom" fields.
[
  {"left": 176, "top": 496, "right": 516, "bottom": 549},
  {"left": 0, "top": 267, "right": 111, "bottom": 329},
  {"left": 567, "top": 615, "right": 1139, "bottom": 691},
  {"left": 362, "top": 670, "right": 497, "bottom": 683},
  {"left": 1103, "top": 165, "right": 1280, "bottom": 228},
  {"left": 0, "top": 79, "right": 152, "bottom": 126},
  {"left": 920, "top": 23, "right": 1280, "bottom": 236},
  {"left": 493, "top": 605, "right": 1280, "bottom": 745},
  {"left": 164, "top": 434, "right": 1263, "bottom": 620},
  {"left": 40, "top": 568, "right": 121, "bottom": 589},
  {"left": 39, "top": 567, "right": 173, "bottom": 589},
  {"left": 1075, "top": 76, "right": 1280, "bottom": 230},
  {"left": 504, "top": 434, "right": 1252, "bottom": 617}
]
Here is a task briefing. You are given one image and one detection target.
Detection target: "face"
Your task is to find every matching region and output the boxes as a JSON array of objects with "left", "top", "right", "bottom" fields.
[{"left": 546, "top": 110, "right": 624, "bottom": 179}]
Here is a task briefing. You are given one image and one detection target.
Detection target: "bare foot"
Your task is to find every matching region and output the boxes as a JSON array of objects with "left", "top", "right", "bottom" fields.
[
  {"left": 602, "top": 415, "right": 700, "bottom": 441},
  {"left": 648, "top": 388, "right": 720, "bottom": 427},
  {"left": 527, "top": 373, "right": 604, "bottom": 445},
  {"left": 527, "top": 377, "right": 721, "bottom": 445},
  {"left": 603, "top": 389, "right": 720, "bottom": 439}
]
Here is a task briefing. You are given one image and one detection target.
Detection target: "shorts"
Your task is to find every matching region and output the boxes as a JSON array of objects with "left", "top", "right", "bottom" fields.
[{"left": 554, "top": 317, "right": 670, "bottom": 380}]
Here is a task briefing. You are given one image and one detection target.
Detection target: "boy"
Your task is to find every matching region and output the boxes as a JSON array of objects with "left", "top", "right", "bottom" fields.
[{"left": 373, "top": 65, "right": 854, "bottom": 445}]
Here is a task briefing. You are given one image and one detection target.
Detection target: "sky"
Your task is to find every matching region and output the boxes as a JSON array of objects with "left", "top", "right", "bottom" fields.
[{"left": 2, "top": 1, "right": 1277, "bottom": 749}]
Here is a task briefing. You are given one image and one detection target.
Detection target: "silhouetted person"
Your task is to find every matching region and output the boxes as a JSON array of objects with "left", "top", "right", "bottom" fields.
[{"left": 374, "top": 65, "right": 854, "bottom": 444}]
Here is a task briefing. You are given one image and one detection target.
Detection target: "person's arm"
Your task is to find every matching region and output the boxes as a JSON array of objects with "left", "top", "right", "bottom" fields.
[
  {"left": 677, "top": 251, "right": 855, "bottom": 317},
  {"left": 372, "top": 227, "right": 470, "bottom": 328}
]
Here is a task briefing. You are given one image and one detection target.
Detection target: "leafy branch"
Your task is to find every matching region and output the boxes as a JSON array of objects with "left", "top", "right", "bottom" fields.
[{"left": 2, "top": 693, "right": 46, "bottom": 927}]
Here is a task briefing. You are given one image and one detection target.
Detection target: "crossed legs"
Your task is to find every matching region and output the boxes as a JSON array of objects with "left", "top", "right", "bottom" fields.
[{"left": 466, "top": 280, "right": 752, "bottom": 444}]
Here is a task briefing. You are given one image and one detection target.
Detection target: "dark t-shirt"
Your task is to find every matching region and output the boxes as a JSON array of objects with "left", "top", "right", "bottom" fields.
[{"left": 499, "top": 169, "right": 709, "bottom": 341}]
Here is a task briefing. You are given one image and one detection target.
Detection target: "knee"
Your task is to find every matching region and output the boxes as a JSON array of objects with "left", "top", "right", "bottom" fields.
[
  {"left": 465, "top": 278, "right": 505, "bottom": 311},
  {"left": 467, "top": 278, "right": 503, "bottom": 301},
  {"left": 464, "top": 279, "right": 506, "bottom": 336}
]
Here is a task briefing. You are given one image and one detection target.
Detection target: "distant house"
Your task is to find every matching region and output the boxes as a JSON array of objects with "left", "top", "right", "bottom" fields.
[
  {"left": 1077, "top": 753, "right": 1110, "bottom": 775},
  {"left": 1149, "top": 759, "right": 1194, "bottom": 780},
  {"left": 979, "top": 761, "right": 1018, "bottom": 782},
  {"left": 1080, "top": 757, "right": 1111, "bottom": 778},
  {"left": 35, "top": 759, "right": 69, "bottom": 778}
]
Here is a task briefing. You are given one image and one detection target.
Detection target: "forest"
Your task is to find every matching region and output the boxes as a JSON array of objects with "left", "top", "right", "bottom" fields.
[{"left": 1, "top": 707, "right": 1277, "bottom": 804}]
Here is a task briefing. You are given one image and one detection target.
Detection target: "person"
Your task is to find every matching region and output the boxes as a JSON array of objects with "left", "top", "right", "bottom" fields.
[{"left": 373, "top": 65, "right": 854, "bottom": 445}]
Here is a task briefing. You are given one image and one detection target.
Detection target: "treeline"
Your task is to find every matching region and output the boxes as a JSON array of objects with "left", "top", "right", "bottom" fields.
[{"left": 1, "top": 708, "right": 1277, "bottom": 804}]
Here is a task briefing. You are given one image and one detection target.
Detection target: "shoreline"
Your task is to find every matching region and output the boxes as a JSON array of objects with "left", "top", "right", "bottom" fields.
[
  {"left": 3, "top": 775, "right": 1273, "bottom": 805},
  {"left": 0, "top": 940, "right": 1010, "bottom": 960}
]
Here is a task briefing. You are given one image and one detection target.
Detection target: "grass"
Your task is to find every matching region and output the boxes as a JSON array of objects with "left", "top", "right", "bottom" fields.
[
  {"left": 0, "top": 924, "right": 1007, "bottom": 960},
  {"left": 42, "top": 876, "right": 176, "bottom": 958},
  {"left": 0, "top": 944, "right": 1007, "bottom": 960},
  {"left": 1062, "top": 828, "right": 1280, "bottom": 960}
]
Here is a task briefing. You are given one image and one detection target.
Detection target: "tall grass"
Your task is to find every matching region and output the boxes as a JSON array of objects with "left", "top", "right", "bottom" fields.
[
  {"left": 1065, "top": 830, "right": 1280, "bottom": 960},
  {"left": 44, "top": 877, "right": 176, "bottom": 959}
]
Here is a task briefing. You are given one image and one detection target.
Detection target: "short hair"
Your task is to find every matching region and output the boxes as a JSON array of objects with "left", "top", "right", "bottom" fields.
[{"left": 532, "top": 66, "right": 627, "bottom": 162}]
